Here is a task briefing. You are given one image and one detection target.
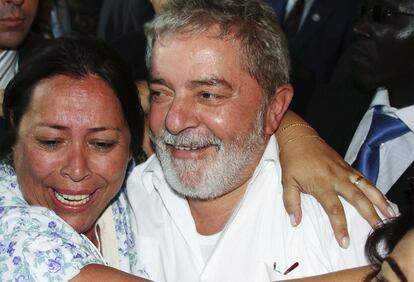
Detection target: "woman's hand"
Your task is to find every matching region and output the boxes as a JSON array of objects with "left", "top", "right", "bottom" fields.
[
  {"left": 149, "top": 0, "right": 168, "bottom": 13},
  {"left": 277, "top": 111, "right": 394, "bottom": 248}
]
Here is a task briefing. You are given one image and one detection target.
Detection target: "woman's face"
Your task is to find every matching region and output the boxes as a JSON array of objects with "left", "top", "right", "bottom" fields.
[
  {"left": 13, "top": 74, "right": 131, "bottom": 239},
  {"left": 374, "top": 229, "right": 414, "bottom": 282}
]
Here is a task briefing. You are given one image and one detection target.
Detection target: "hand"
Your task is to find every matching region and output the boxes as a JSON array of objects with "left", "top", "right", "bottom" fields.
[
  {"left": 276, "top": 111, "right": 395, "bottom": 248},
  {"left": 149, "top": 0, "right": 168, "bottom": 13}
]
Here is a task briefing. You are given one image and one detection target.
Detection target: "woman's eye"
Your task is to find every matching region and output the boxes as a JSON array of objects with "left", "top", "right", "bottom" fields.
[
  {"left": 92, "top": 141, "right": 117, "bottom": 151},
  {"left": 37, "top": 139, "right": 62, "bottom": 148}
]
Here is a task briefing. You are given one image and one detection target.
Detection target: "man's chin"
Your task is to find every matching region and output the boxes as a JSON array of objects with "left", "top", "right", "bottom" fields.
[
  {"left": 0, "top": 32, "right": 29, "bottom": 50},
  {"left": 352, "top": 72, "right": 380, "bottom": 92},
  {"left": 167, "top": 175, "right": 229, "bottom": 200}
]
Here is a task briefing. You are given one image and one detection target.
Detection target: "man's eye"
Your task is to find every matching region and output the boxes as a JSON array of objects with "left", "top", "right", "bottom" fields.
[
  {"left": 150, "top": 91, "right": 161, "bottom": 98},
  {"left": 200, "top": 92, "right": 219, "bottom": 99}
]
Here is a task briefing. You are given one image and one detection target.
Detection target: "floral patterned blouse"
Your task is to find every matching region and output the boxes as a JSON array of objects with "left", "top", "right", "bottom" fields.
[{"left": 0, "top": 162, "right": 148, "bottom": 281}]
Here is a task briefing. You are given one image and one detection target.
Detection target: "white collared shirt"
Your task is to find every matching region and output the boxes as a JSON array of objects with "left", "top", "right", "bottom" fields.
[
  {"left": 345, "top": 88, "right": 414, "bottom": 194},
  {"left": 0, "top": 50, "right": 18, "bottom": 90},
  {"left": 127, "top": 136, "right": 371, "bottom": 282}
]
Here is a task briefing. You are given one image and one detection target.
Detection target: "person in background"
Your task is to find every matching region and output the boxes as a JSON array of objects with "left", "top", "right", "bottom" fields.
[
  {"left": 266, "top": 0, "right": 358, "bottom": 114},
  {"left": 0, "top": 0, "right": 40, "bottom": 98},
  {"left": 32, "top": 0, "right": 72, "bottom": 38},
  {"left": 267, "top": 0, "right": 357, "bottom": 83},
  {"left": 98, "top": 0, "right": 154, "bottom": 42},
  {"left": 306, "top": 0, "right": 414, "bottom": 214},
  {"left": 0, "top": 0, "right": 44, "bottom": 160}
]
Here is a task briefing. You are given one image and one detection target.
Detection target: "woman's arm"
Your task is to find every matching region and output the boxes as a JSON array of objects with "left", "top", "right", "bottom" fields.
[
  {"left": 283, "top": 266, "right": 372, "bottom": 282},
  {"left": 72, "top": 265, "right": 152, "bottom": 282},
  {"left": 277, "top": 110, "right": 393, "bottom": 248}
]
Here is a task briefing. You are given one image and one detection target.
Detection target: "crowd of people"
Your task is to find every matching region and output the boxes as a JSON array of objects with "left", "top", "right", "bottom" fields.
[{"left": 0, "top": 0, "right": 413, "bottom": 281}]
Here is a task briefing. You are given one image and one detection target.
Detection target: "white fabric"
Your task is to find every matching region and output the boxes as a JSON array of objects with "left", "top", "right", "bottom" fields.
[
  {"left": 97, "top": 204, "right": 120, "bottom": 269},
  {"left": 197, "top": 232, "right": 221, "bottom": 263},
  {"left": 285, "top": 0, "right": 315, "bottom": 29},
  {"left": 345, "top": 88, "right": 414, "bottom": 194},
  {"left": 0, "top": 50, "right": 18, "bottom": 90},
  {"left": 128, "top": 136, "right": 371, "bottom": 282}
]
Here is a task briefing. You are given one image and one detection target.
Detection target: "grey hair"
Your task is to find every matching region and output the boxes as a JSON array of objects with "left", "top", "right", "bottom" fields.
[{"left": 144, "top": 0, "right": 290, "bottom": 98}]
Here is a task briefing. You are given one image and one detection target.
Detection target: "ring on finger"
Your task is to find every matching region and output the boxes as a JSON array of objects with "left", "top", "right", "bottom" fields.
[{"left": 352, "top": 175, "right": 364, "bottom": 186}]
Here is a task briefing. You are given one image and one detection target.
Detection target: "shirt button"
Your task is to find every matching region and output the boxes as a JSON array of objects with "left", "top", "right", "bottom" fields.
[
  {"left": 380, "top": 143, "right": 385, "bottom": 148},
  {"left": 312, "top": 13, "right": 320, "bottom": 22}
]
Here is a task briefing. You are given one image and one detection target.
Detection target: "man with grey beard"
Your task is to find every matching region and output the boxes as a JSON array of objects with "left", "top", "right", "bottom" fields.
[{"left": 127, "top": 0, "right": 374, "bottom": 281}]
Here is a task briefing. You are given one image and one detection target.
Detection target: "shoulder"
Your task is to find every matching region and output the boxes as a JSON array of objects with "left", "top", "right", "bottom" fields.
[
  {"left": 0, "top": 164, "right": 105, "bottom": 281},
  {"left": 0, "top": 204, "right": 105, "bottom": 281},
  {"left": 289, "top": 195, "right": 371, "bottom": 273}
]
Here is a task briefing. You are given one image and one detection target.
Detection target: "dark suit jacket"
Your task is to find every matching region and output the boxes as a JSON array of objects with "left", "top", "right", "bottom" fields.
[
  {"left": 306, "top": 82, "right": 413, "bottom": 213},
  {"left": 98, "top": 0, "right": 154, "bottom": 42},
  {"left": 267, "top": 0, "right": 357, "bottom": 83}
]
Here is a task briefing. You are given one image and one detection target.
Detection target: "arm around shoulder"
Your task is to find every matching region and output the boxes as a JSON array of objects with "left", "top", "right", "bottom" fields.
[
  {"left": 283, "top": 266, "right": 372, "bottom": 282},
  {"left": 71, "top": 264, "right": 152, "bottom": 282}
]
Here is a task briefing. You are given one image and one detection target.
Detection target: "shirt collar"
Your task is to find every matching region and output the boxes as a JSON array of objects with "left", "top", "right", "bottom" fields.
[
  {"left": 371, "top": 88, "right": 414, "bottom": 132},
  {"left": 0, "top": 49, "right": 18, "bottom": 89}
]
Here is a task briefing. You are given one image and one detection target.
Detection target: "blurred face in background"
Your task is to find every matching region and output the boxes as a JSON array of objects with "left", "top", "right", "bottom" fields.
[
  {"left": 0, "top": 0, "right": 39, "bottom": 51},
  {"left": 352, "top": 0, "right": 414, "bottom": 92}
]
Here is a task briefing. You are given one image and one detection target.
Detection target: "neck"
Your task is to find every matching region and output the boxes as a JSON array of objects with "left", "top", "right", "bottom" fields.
[
  {"left": 85, "top": 225, "right": 100, "bottom": 250},
  {"left": 188, "top": 179, "right": 249, "bottom": 235}
]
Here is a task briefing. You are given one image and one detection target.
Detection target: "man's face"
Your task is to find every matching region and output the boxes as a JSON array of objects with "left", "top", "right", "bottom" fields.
[
  {"left": 148, "top": 31, "right": 270, "bottom": 200},
  {"left": 0, "top": 0, "right": 38, "bottom": 51},
  {"left": 352, "top": 0, "right": 414, "bottom": 91}
]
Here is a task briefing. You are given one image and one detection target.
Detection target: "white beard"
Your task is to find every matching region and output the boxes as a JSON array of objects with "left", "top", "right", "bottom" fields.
[{"left": 150, "top": 107, "right": 267, "bottom": 200}]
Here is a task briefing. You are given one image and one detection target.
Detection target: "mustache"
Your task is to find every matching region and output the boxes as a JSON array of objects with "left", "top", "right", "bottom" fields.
[{"left": 150, "top": 130, "right": 223, "bottom": 149}]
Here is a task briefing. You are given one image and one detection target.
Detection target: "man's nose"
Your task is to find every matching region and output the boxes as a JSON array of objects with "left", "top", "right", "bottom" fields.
[
  {"left": 60, "top": 145, "right": 92, "bottom": 182},
  {"left": 165, "top": 96, "right": 200, "bottom": 135}
]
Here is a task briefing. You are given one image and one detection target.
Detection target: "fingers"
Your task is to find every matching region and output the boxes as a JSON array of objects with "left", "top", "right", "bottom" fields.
[
  {"left": 282, "top": 184, "right": 302, "bottom": 227},
  {"left": 315, "top": 190, "right": 350, "bottom": 249},
  {"left": 346, "top": 174, "right": 396, "bottom": 220},
  {"left": 338, "top": 178, "right": 381, "bottom": 228}
]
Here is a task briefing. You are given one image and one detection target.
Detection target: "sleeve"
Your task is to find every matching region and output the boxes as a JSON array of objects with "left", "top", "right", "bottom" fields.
[{"left": 0, "top": 205, "right": 106, "bottom": 282}]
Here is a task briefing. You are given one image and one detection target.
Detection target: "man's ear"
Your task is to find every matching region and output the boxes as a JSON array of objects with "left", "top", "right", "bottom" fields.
[{"left": 264, "top": 84, "right": 293, "bottom": 135}]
